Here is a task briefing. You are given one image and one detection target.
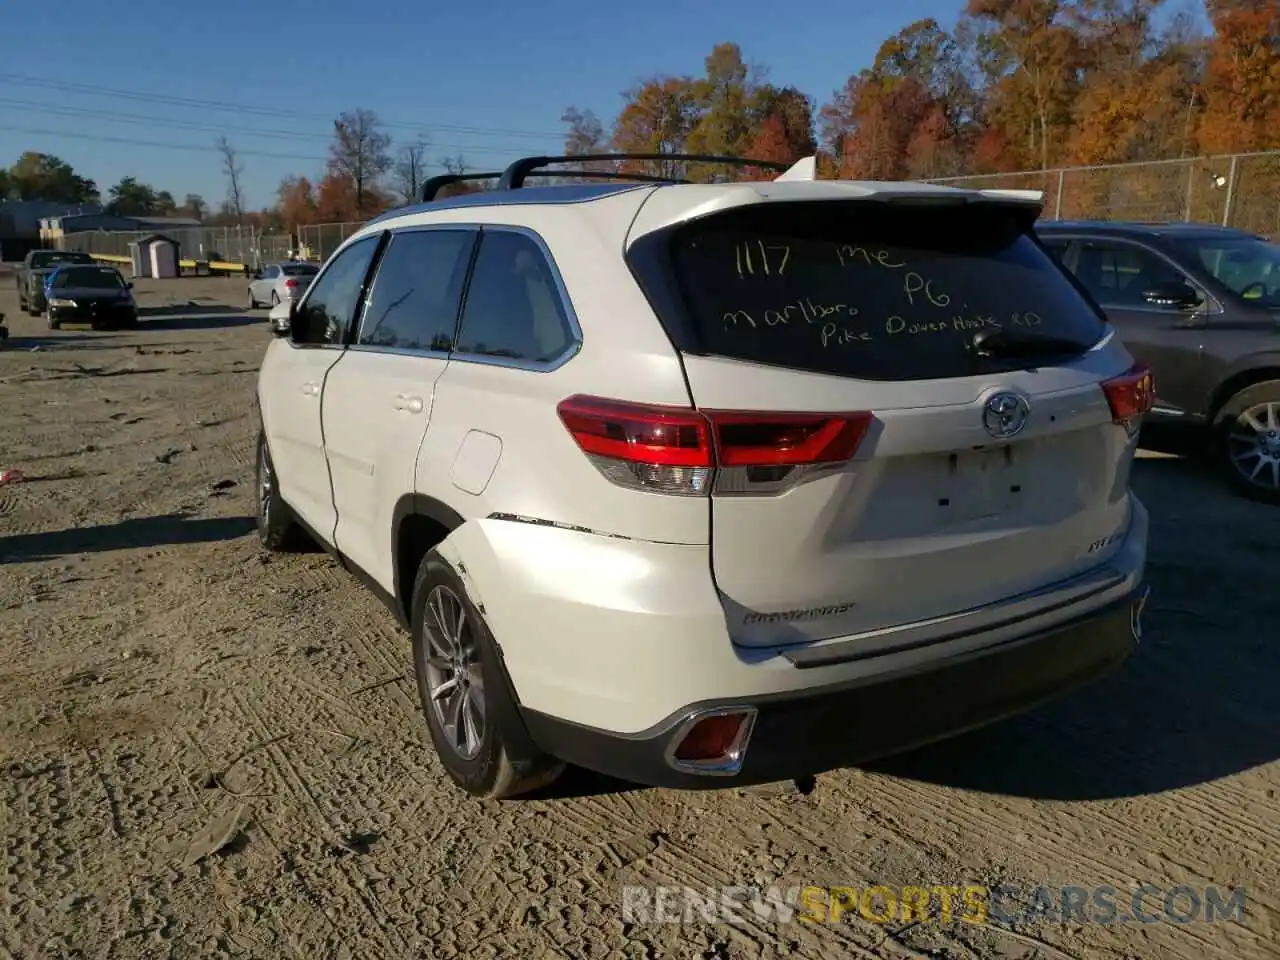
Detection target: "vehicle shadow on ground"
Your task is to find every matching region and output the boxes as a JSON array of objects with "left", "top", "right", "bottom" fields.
[
  {"left": 865, "top": 453, "right": 1280, "bottom": 801},
  {"left": 0, "top": 515, "right": 257, "bottom": 565},
  {"left": 139, "top": 311, "right": 262, "bottom": 330},
  {"left": 531, "top": 765, "right": 646, "bottom": 800}
]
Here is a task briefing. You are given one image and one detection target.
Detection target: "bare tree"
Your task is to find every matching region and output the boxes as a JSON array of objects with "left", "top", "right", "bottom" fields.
[
  {"left": 441, "top": 154, "right": 469, "bottom": 176},
  {"left": 216, "top": 136, "right": 245, "bottom": 225},
  {"left": 328, "top": 108, "right": 393, "bottom": 217},
  {"left": 394, "top": 136, "right": 431, "bottom": 204}
]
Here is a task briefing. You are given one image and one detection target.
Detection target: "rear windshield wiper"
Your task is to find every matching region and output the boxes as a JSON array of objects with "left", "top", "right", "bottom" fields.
[{"left": 969, "top": 328, "right": 1092, "bottom": 360}]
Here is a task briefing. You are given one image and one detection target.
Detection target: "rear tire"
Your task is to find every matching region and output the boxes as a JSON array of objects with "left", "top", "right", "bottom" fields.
[
  {"left": 255, "top": 430, "right": 310, "bottom": 551},
  {"left": 270, "top": 291, "right": 280, "bottom": 307},
  {"left": 1214, "top": 380, "right": 1280, "bottom": 505},
  {"left": 411, "top": 551, "right": 564, "bottom": 799}
]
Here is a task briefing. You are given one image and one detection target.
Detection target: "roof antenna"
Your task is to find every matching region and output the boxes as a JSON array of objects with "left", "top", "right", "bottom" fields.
[{"left": 774, "top": 156, "right": 816, "bottom": 182}]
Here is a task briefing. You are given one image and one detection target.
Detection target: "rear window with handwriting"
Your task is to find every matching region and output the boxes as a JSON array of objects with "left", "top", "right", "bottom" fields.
[{"left": 668, "top": 202, "right": 1106, "bottom": 381}]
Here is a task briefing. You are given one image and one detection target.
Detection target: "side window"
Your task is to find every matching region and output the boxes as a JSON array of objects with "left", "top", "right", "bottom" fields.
[
  {"left": 263, "top": 265, "right": 279, "bottom": 279},
  {"left": 294, "top": 236, "right": 380, "bottom": 345},
  {"left": 454, "top": 230, "right": 576, "bottom": 363},
  {"left": 1040, "top": 238, "right": 1070, "bottom": 262},
  {"left": 1073, "top": 240, "right": 1196, "bottom": 308},
  {"left": 357, "top": 229, "right": 475, "bottom": 352}
]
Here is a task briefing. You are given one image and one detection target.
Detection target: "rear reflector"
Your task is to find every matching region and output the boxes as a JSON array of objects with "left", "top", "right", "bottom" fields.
[
  {"left": 1101, "top": 362, "right": 1155, "bottom": 423},
  {"left": 669, "top": 708, "right": 756, "bottom": 773},
  {"left": 557, "top": 395, "right": 872, "bottom": 496}
]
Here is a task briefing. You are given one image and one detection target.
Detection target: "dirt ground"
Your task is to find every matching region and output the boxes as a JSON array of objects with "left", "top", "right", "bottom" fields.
[{"left": 0, "top": 271, "right": 1277, "bottom": 960}]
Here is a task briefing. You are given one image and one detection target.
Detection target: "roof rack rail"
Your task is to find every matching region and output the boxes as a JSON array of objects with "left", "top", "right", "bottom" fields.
[
  {"left": 498, "top": 153, "right": 794, "bottom": 190},
  {"left": 533, "top": 169, "right": 694, "bottom": 185},
  {"left": 420, "top": 172, "right": 503, "bottom": 203},
  {"left": 420, "top": 168, "right": 703, "bottom": 202}
]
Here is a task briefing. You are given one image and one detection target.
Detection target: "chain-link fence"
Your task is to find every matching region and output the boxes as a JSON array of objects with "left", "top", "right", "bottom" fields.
[
  {"left": 56, "top": 225, "right": 296, "bottom": 268},
  {"left": 297, "top": 222, "right": 368, "bottom": 263},
  {"left": 926, "top": 150, "right": 1280, "bottom": 235}
]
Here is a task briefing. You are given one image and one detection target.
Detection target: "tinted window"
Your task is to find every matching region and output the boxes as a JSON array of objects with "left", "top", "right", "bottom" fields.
[
  {"left": 668, "top": 204, "right": 1107, "bottom": 382},
  {"left": 1174, "top": 236, "right": 1280, "bottom": 307},
  {"left": 1071, "top": 240, "right": 1197, "bottom": 308},
  {"left": 282, "top": 263, "right": 319, "bottom": 277},
  {"left": 51, "top": 267, "right": 125, "bottom": 290},
  {"left": 262, "top": 265, "right": 279, "bottom": 279},
  {"left": 357, "top": 229, "right": 474, "bottom": 352},
  {"left": 294, "top": 236, "right": 379, "bottom": 345},
  {"left": 454, "top": 231, "right": 575, "bottom": 363}
]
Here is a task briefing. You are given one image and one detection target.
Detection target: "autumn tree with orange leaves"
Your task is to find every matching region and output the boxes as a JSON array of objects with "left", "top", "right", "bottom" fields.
[
  {"left": 569, "top": 2, "right": 1277, "bottom": 193},
  {"left": 194, "top": 2, "right": 1279, "bottom": 231},
  {"left": 1197, "top": 0, "right": 1280, "bottom": 154}
]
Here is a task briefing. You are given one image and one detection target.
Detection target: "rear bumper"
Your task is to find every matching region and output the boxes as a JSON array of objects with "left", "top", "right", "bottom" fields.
[{"left": 522, "top": 583, "right": 1146, "bottom": 789}]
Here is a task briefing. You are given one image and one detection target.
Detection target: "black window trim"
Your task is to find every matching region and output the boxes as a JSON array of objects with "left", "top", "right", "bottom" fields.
[
  {"left": 449, "top": 223, "right": 583, "bottom": 373},
  {"left": 1043, "top": 232, "right": 1224, "bottom": 317},
  {"left": 349, "top": 224, "right": 480, "bottom": 359},
  {"left": 288, "top": 231, "right": 388, "bottom": 351}
]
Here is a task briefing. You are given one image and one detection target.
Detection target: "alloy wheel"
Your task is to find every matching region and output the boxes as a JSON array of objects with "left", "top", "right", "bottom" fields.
[
  {"left": 258, "top": 444, "right": 274, "bottom": 523},
  {"left": 1226, "top": 400, "right": 1280, "bottom": 493},
  {"left": 422, "top": 585, "right": 485, "bottom": 760}
]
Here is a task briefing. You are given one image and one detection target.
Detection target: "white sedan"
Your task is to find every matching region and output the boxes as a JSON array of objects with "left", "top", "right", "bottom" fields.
[{"left": 248, "top": 262, "right": 320, "bottom": 308}]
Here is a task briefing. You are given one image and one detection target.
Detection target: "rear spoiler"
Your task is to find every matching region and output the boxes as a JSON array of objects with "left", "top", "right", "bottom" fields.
[
  {"left": 774, "top": 156, "right": 817, "bottom": 182},
  {"left": 977, "top": 188, "right": 1045, "bottom": 209}
]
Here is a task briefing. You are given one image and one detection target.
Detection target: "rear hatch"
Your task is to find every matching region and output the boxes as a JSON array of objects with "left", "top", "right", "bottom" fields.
[{"left": 630, "top": 196, "right": 1146, "bottom": 654}]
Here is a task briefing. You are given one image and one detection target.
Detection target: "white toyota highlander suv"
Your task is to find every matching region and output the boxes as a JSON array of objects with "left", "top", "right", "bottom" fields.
[{"left": 255, "top": 154, "right": 1153, "bottom": 799}]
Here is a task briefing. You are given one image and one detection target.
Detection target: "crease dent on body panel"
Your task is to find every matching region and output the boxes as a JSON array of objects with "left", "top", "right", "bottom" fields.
[{"left": 434, "top": 533, "right": 483, "bottom": 612}]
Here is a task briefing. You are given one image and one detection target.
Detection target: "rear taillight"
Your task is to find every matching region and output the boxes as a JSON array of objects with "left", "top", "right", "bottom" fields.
[
  {"left": 556, "top": 395, "right": 872, "bottom": 497},
  {"left": 1101, "top": 362, "right": 1155, "bottom": 434},
  {"left": 284, "top": 278, "right": 300, "bottom": 289}
]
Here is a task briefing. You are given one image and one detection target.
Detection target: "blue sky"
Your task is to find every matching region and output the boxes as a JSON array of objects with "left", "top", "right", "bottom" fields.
[{"left": 0, "top": 0, "right": 968, "bottom": 210}]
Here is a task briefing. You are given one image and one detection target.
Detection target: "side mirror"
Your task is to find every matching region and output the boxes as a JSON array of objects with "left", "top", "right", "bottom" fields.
[
  {"left": 127, "top": 281, "right": 134, "bottom": 289},
  {"left": 1142, "top": 281, "right": 1201, "bottom": 311},
  {"left": 287, "top": 301, "right": 304, "bottom": 342}
]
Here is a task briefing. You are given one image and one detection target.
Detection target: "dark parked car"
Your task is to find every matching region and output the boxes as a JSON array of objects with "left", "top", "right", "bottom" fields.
[
  {"left": 43, "top": 264, "right": 138, "bottom": 331},
  {"left": 15, "top": 249, "right": 97, "bottom": 315},
  {"left": 1037, "top": 221, "right": 1280, "bottom": 503}
]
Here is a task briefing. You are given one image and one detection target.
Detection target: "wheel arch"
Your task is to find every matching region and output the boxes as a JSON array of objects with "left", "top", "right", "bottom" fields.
[
  {"left": 1207, "top": 360, "right": 1280, "bottom": 425},
  {"left": 391, "top": 493, "right": 466, "bottom": 628}
]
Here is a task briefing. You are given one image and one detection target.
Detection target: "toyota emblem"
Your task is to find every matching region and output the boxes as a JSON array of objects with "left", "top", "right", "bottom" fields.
[{"left": 982, "top": 391, "right": 1031, "bottom": 439}]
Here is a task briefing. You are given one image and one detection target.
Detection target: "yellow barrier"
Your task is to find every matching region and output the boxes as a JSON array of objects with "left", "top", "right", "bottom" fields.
[{"left": 88, "top": 254, "right": 249, "bottom": 274}]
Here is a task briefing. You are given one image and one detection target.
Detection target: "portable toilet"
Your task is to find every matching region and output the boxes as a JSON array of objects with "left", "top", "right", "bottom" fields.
[
  {"left": 128, "top": 240, "right": 152, "bottom": 279},
  {"left": 146, "top": 235, "right": 180, "bottom": 279}
]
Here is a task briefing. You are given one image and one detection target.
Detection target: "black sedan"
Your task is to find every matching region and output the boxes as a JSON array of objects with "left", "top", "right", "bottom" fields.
[
  {"left": 43, "top": 265, "right": 138, "bottom": 331},
  {"left": 1037, "top": 221, "right": 1280, "bottom": 504}
]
